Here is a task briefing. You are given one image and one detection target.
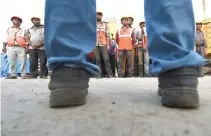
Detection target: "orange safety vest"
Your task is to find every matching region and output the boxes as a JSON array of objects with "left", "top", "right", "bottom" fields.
[
  {"left": 118, "top": 27, "right": 133, "bottom": 50},
  {"left": 7, "top": 27, "right": 26, "bottom": 47},
  {"left": 97, "top": 22, "right": 107, "bottom": 45}
]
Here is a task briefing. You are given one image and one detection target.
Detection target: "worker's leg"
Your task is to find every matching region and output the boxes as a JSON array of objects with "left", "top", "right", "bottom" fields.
[
  {"left": 6, "top": 47, "right": 17, "bottom": 79},
  {"left": 126, "top": 50, "right": 133, "bottom": 77},
  {"left": 117, "top": 51, "right": 125, "bottom": 77},
  {"left": 17, "top": 46, "right": 27, "bottom": 79},
  {"left": 45, "top": 0, "right": 99, "bottom": 108},
  {"left": 122, "top": 56, "right": 126, "bottom": 75},
  {"left": 28, "top": 49, "right": 38, "bottom": 78},
  {"left": 100, "top": 46, "right": 113, "bottom": 77},
  {"left": 197, "top": 46, "right": 205, "bottom": 77},
  {"left": 144, "top": 50, "right": 150, "bottom": 77},
  {"left": 137, "top": 48, "right": 144, "bottom": 77},
  {"left": 145, "top": 0, "right": 204, "bottom": 108},
  {"left": 37, "top": 49, "right": 48, "bottom": 78},
  {"left": 94, "top": 46, "right": 102, "bottom": 77}
]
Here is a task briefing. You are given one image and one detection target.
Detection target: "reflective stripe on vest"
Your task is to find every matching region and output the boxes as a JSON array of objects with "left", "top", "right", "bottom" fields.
[
  {"left": 97, "top": 22, "right": 107, "bottom": 45},
  {"left": 7, "top": 27, "right": 26, "bottom": 47},
  {"left": 118, "top": 27, "right": 133, "bottom": 50}
]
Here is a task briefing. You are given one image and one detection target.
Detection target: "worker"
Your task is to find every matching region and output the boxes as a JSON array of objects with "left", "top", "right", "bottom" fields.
[
  {"left": 25, "top": 16, "right": 48, "bottom": 79},
  {"left": 116, "top": 16, "right": 135, "bottom": 77},
  {"left": 94, "top": 10, "right": 113, "bottom": 78},
  {"left": 195, "top": 21, "right": 207, "bottom": 77},
  {"left": 2, "top": 16, "right": 27, "bottom": 79},
  {"left": 133, "top": 21, "right": 145, "bottom": 77},
  {"left": 129, "top": 16, "right": 137, "bottom": 77},
  {"left": 45, "top": 0, "right": 203, "bottom": 108}
]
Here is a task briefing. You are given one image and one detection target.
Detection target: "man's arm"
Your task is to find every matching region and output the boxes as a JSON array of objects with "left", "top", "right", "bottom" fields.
[
  {"left": 131, "top": 31, "right": 135, "bottom": 45},
  {"left": 25, "top": 29, "right": 32, "bottom": 46},
  {"left": 35, "top": 42, "right": 44, "bottom": 48},
  {"left": 105, "top": 23, "right": 110, "bottom": 48}
]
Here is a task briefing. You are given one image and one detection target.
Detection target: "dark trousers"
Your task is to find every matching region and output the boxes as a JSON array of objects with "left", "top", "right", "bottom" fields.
[
  {"left": 29, "top": 49, "right": 48, "bottom": 77},
  {"left": 118, "top": 50, "right": 133, "bottom": 77},
  {"left": 94, "top": 46, "right": 112, "bottom": 76},
  {"left": 134, "top": 48, "right": 144, "bottom": 77},
  {"left": 109, "top": 55, "right": 118, "bottom": 76}
]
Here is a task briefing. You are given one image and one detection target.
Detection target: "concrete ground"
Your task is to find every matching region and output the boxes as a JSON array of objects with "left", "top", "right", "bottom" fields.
[{"left": 1, "top": 77, "right": 211, "bottom": 136}]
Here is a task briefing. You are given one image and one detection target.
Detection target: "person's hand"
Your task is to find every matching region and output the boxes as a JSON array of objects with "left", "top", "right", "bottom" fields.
[
  {"left": 2, "top": 47, "right": 7, "bottom": 53},
  {"left": 133, "top": 44, "right": 137, "bottom": 48},
  {"left": 107, "top": 45, "right": 110, "bottom": 50},
  {"left": 33, "top": 45, "right": 38, "bottom": 49},
  {"left": 33, "top": 44, "right": 43, "bottom": 49}
]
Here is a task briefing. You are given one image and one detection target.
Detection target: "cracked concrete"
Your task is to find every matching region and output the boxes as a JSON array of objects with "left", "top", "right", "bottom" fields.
[{"left": 1, "top": 77, "right": 211, "bottom": 136}]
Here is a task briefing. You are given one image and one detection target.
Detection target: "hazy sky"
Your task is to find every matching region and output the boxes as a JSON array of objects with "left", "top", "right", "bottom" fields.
[{"left": 0, "top": 0, "right": 210, "bottom": 42}]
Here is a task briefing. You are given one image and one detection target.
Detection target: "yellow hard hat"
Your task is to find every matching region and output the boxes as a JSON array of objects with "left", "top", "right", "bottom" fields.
[{"left": 11, "top": 16, "right": 22, "bottom": 23}]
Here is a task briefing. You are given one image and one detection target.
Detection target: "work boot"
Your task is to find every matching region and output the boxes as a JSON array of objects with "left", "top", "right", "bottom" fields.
[
  {"left": 41, "top": 76, "right": 48, "bottom": 79},
  {"left": 49, "top": 67, "right": 90, "bottom": 108},
  {"left": 106, "top": 74, "right": 114, "bottom": 78},
  {"left": 158, "top": 67, "right": 199, "bottom": 108}
]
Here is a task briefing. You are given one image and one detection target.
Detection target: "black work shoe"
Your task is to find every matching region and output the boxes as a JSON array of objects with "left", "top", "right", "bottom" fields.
[
  {"left": 41, "top": 76, "right": 47, "bottom": 79},
  {"left": 159, "top": 67, "right": 199, "bottom": 108},
  {"left": 106, "top": 75, "right": 114, "bottom": 78},
  {"left": 6, "top": 76, "right": 17, "bottom": 79},
  {"left": 126, "top": 74, "right": 134, "bottom": 78},
  {"left": 49, "top": 67, "right": 90, "bottom": 108}
]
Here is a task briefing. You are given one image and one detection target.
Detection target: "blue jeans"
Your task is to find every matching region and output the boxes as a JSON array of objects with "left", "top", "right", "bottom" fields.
[{"left": 45, "top": 0, "right": 204, "bottom": 75}]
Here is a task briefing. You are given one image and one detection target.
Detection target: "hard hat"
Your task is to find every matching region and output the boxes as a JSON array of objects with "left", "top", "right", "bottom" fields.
[
  {"left": 31, "top": 16, "right": 41, "bottom": 22},
  {"left": 97, "top": 9, "right": 103, "bottom": 15},
  {"left": 128, "top": 16, "right": 134, "bottom": 20},
  {"left": 196, "top": 20, "right": 202, "bottom": 24},
  {"left": 11, "top": 16, "right": 22, "bottom": 23},
  {"left": 121, "top": 16, "right": 128, "bottom": 21},
  {"left": 139, "top": 21, "right": 145, "bottom": 24}
]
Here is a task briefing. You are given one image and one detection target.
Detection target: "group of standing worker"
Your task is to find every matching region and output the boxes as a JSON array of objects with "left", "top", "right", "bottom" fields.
[
  {"left": 88, "top": 11, "right": 207, "bottom": 78},
  {"left": 89, "top": 10, "right": 150, "bottom": 78},
  {"left": 2, "top": 16, "right": 48, "bottom": 79},
  {"left": 2, "top": 13, "right": 206, "bottom": 80}
]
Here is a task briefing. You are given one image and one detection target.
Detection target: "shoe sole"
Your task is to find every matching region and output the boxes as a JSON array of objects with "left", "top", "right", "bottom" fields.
[
  {"left": 50, "top": 88, "right": 87, "bottom": 108},
  {"left": 161, "top": 87, "right": 199, "bottom": 108}
]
